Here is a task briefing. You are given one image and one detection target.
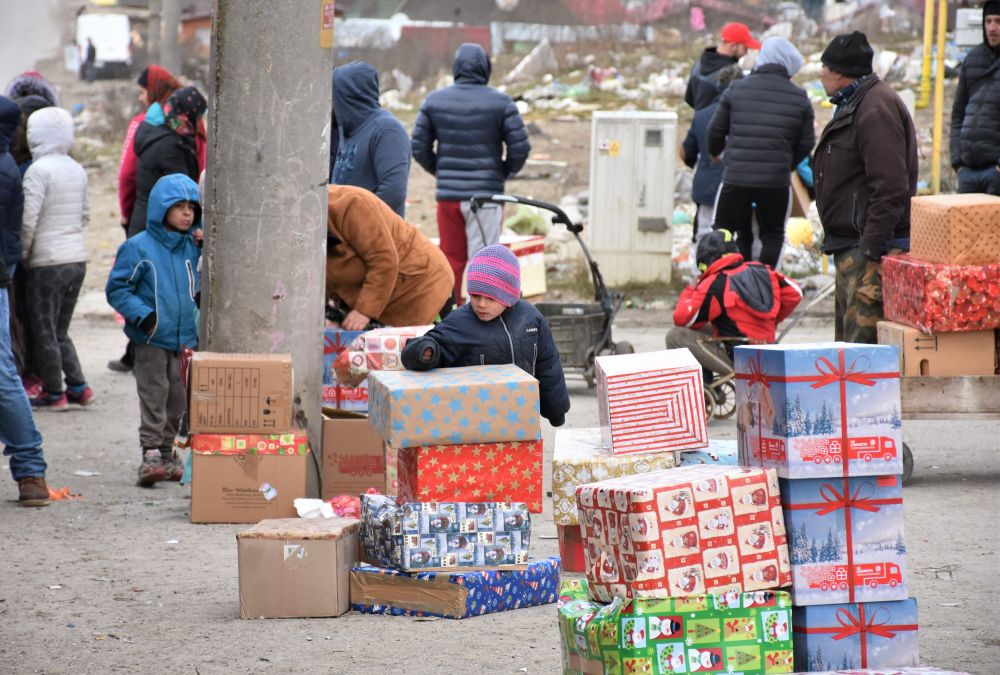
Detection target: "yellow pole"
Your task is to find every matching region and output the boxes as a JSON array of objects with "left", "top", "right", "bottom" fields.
[
  {"left": 931, "top": 0, "right": 948, "bottom": 193},
  {"left": 917, "top": 0, "right": 935, "bottom": 109}
]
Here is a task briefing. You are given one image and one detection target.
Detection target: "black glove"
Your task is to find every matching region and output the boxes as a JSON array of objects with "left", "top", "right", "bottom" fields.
[
  {"left": 140, "top": 312, "right": 157, "bottom": 335},
  {"left": 548, "top": 412, "right": 566, "bottom": 428}
]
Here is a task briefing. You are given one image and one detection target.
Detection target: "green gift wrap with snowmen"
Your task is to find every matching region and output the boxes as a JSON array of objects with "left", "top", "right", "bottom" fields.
[{"left": 557, "top": 579, "right": 794, "bottom": 674}]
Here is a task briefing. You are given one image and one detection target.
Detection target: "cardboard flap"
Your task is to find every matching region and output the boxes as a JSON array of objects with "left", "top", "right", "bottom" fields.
[
  {"left": 349, "top": 568, "right": 468, "bottom": 618},
  {"left": 238, "top": 517, "right": 360, "bottom": 540}
]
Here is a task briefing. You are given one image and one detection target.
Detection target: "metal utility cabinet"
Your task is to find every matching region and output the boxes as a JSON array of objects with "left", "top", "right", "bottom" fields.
[{"left": 587, "top": 111, "right": 677, "bottom": 285}]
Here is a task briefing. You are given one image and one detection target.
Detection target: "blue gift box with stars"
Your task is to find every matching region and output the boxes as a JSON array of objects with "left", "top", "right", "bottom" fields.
[{"left": 367, "top": 364, "right": 541, "bottom": 448}]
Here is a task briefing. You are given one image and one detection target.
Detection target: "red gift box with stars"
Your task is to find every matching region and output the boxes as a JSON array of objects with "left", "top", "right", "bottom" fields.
[{"left": 396, "top": 440, "right": 544, "bottom": 513}]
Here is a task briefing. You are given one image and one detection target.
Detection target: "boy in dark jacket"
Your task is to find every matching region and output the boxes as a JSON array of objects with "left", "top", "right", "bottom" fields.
[
  {"left": 106, "top": 174, "right": 201, "bottom": 486},
  {"left": 401, "top": 244, "right": 569, "bottom": 427}
]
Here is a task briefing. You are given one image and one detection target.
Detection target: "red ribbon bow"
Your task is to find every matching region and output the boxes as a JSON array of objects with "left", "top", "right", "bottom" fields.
[
  {"left": 745, "top": 352, "right": 771, "bottom": 390},
  {"left": 813, "top": 481, "right": 882, "bottom": 516},
  {"left": 810, "top": 353, "right": 877, "bottom": 390}
]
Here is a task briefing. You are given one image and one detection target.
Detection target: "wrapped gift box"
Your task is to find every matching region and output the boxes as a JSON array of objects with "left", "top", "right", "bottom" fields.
[
  {"left": 795, "top": 669, "right": 967, "bottom": 675},
  {"left": 360, "top": 494, "right": 531, "bottom": 572},
  {"left": 596, "top": 349, "right": 708, "bottom": 455},
  {"left": 332, "top": 325, "right": 434, "bottom": 387},
  {"left": 323, "top": 329, "right": 368, "bottom": 411},
  {"left": 734, "top": 343, "right": 903, "bottom": 479},
  {"left": 558, "top": 578, "right": 794, "bottom": 675},
  {"left": 793, "top": 599, "right": 919, "bottom": 671},
  {"left": 882, "top": 254, "right": 1000, "bottom": 334},
  {"left": 350, "top": 557, "right": 559, "bottom": 619},
  {"left": 781, "top": 475, "right": 907, "bottom": 606},
  {"left": 576, "top": 465, "right": 791, "bottom": 602},
  {"left": 558, "top": 523, "right": 587, "bottom": 573},
  {"left": 367, "top": 364, "right": 540, "bottom": 448},
  {"left": 909, "top": 193, "right": 1000, "bottom": 265},
  {"left": 680, "top": 439, "right": 739, "bottom": 467},
  {"left": 552, "top": 427, "right": 676, "bottom": 527},
  {"left": 397, "top": 440, "right": 544, "bottom": 513}
]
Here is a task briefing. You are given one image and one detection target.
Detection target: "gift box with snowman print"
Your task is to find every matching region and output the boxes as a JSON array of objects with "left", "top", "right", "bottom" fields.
[{"left": 575, "top": 465, "right": 791, "bottom": 603}]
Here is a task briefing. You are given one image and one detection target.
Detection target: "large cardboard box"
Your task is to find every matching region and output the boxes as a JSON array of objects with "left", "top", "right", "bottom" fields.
[
  {"left": 367, "top": 364, "right": 540, "bottom": 448},
  {"left": 190, "top": 432, "right": 309, "bottom": 523},
  {"left": 793, "top": 599, "right": 918, "bottom": 671},
  {"left": 237, "top": 517, "right": 358, "bottom": 619},
  {"left": 321, "top": 412, "right": 387, "bottom": 499},
  {"left": 323, "top": 329, "right": 368, "bottom": 411},
  {"left": 559, "top": 579, "right": 794, "bottom": 675},
  {"left": 877, "top": 320, "right": 996, "bottom": 376},
  {"left": 596, "top": 349, "right": 708, "bottom": 455},
  {"left": 576, "top": 465, "right": 791, "bottom": 602},
  {"left": 189, "top": 353, "right": 293, "bottom": 434},
  {"left": 734, "top": 343, "right": 903, "bottom": 479},
  {"left": 909, "top": 193, "right": 1000, "bottom": 265}
]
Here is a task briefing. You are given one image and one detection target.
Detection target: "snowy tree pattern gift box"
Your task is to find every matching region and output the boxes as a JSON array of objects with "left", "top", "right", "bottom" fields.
[
  {"left": 576, "top": 465, "right": 791, "bottom": 603},
  {"left": 679, "top": 439, "right": 740, "bottom": 467},
  {"left": 793, "top": 599, "right": 919, "bottom": 672},
  {"left": 322, "top": 329, "right": 368, "bottom": 411},
  {"left": 781, "top": 475, "right": 907, "bottom": 606},
  {"left": 558, "top": 578, "right": 794, "bottom": 675},
  {"left": 359, "top": 494, "right": 531, "bottom": 572},
  {"left": 734, "top": 344, "right": 903, "bottom": 480},
  {"left": 367, "top": 364, "right": 540, "bottom": 448}
]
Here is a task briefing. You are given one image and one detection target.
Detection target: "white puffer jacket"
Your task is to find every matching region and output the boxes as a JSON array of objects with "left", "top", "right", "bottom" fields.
[{"left": 21, "top": 107, "right": 89, "bottom": 268}]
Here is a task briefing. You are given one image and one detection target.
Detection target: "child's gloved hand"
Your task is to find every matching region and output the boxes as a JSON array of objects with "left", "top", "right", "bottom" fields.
[{"left": 420, "top": 346, "right": 435, "bottom": 363}]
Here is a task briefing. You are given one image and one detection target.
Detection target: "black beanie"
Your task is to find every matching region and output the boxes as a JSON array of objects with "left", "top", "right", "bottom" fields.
[{"left": 821, "top": 31, "right": 874, "bottom": 78}]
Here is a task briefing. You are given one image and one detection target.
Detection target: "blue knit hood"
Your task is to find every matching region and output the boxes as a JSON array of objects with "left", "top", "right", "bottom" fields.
[
  {"left": 332, "top": 61, "right": 381, "bottom": 136},
  {"left": 146, "top": 173, "right": 201, "bottom": 249}
]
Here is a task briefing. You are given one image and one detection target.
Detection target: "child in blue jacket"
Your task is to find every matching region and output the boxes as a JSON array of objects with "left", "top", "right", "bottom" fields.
[
  {"left": 401, "top": 244, "right": 570, "bottom": 426},
  {"left": 106, "top": 173, "right": 200, "bottom": 486}
]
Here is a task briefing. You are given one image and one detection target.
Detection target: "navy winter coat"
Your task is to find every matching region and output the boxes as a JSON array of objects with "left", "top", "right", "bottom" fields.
[
  {"left": 411, "top": 43, "right": 531, "bottom": 202},
  {"left": 685, "top": 47, "right": 739, "bottom": 111},
  {"left": 682, "top": 96, "right": 725, "bottom": 206},
  {"left": 950, "top": 40, "right": 1000, "bottom": 170},
  {"left": 0, "top": 96, "right": 23, "bottom": 279},
  {"left": 401, "top": 301, "right": 570, "bottom": 427}
]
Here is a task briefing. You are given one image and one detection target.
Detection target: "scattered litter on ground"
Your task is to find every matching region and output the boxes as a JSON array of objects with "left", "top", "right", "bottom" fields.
[
  {"left": 48, "top": 487, "right": 81, "bottom": 500},
  {"left": 48, "top": 585, "right": 62, "bottom": 590},
  {"left": 73, "top": 470, "right": 100, "bottom": 477},
  {"left": 164, "top": 539, "right": 179, "bottom": 545}
]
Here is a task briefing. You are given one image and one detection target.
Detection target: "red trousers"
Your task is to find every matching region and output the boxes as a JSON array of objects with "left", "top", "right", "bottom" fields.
[{"left": 437, "top": 201, "right": 467, "bottom": 305}]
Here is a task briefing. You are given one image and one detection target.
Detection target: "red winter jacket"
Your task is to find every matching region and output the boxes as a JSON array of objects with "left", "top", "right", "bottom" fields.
[{"left": 673, "top": 253, "right": 802, "bottom": 343}]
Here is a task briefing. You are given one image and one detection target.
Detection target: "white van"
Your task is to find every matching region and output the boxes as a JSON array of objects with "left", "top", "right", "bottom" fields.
[{"left": 76, "top": 11, "right": 133, "bottom": 79}]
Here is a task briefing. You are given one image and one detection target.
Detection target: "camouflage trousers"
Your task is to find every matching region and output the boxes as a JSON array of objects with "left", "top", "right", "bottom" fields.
[{"left": 833, "top": 247, "right": 904, "bottom": 344}]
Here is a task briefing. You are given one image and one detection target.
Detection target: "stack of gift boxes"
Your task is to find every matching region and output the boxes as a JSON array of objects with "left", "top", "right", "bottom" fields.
[
  {"left": 734, "top": 343, "right": 919, "bottom": 671},
  {"left": 881, "top": 194, "right": 1000, "bottom": 374}
]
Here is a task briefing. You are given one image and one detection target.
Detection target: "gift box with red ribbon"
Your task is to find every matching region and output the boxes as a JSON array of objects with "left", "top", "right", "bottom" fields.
[
  {"left": 576, "top": 465, "right": 791, "bottom": 603},
  {"left": 734, "top": 344, "right": 903, "bottom": 480},
  {"left": 793, "top": 598, "right": 918, "bottom": 671},
  {"left": 781, "top": 475, "right": 907, "bottom": 606}
]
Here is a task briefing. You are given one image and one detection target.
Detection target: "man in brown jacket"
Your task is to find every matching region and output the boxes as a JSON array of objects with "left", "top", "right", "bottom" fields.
[
  {"left": 814, "top": 31, "right": 918, "bottom": 344},
  {"left": 326, "top": 185, "right": 454, "bottom": 329}
]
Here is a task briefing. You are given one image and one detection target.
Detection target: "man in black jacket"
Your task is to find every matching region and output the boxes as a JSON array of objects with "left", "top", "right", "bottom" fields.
[
  {"left": 685, "top": 22, "right": 760, "bottom": 111},
  {"left": 950, "top": 1, "right": 1000, "bottom": 195}
]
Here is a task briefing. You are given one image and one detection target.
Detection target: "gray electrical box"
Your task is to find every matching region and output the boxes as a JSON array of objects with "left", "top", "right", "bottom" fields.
[{"left": 955, "top": 8, "right": 982, "bottom": 47}]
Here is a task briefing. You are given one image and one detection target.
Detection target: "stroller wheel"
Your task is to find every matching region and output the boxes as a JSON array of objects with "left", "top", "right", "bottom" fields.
[
  {"left": 703, "top": 386, "right": 717, "bottom": 422},
  {"left": 613, "top": 341, "right": 635, "bottom": 355},
  {"left": 712, "top": 380, "right": 737, "bottom": 419}
]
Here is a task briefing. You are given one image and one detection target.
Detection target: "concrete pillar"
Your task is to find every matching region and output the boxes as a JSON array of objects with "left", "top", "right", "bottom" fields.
[
  {"left": 160, "top": 0, "right": 181, "bottom": 75},
  {"left": 147, "top": 0, "right": 161, "bottom": 65},
  {"left": 202, "top": 1, "right": 333, "bottom": 496}
]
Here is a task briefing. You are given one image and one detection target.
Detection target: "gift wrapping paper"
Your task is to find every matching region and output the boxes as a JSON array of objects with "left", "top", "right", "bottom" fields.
[
  {"left": 190, "top": 432, "right": 310, "bottom": 456},
  {"left": 882, "top": 254, "right": 1000, "bottom": 334},
  {"left": 782, "top": 475, "right": 907, "bottom": 606},
  {"left": 790, "top": 669, "right": 966, "bottom": 675},
  {"left": 350, "top": 556, "right": 559, "bottom": 619},
  {"left": 793, "top": 599, "right": 918, "bottom": 671},
  {"left": 596, "top": 349, "right": 708, "bottom": 455},
  {"left": 360, "top": 493, "right": 530, "bottom": 571},
  {"left": 909, "top": 193, "right": 1000, "bottom": 266},
  {"left": 734, "top": 344, "right": 902, "bottom": 480},
  {"left": 576, "top": 465, "right": 791, "bottom": 602},
  {"left": 397, "top": 440, "right": 544, "bottom": 513},
  {"left": 332, "top": 325, "right": 434, "bottom": 387},
  {"left": 552, "top": 427, "right": 677, "bottom": 527},
  {"left": 367, "top": 364, "right": 540, "bottom": 448},
  {"left": 680, "top": 439, "right": 739, "bottom": 467},
  {"left": 558, "top": 578, "right": 794, "bottom": 674},
  {"left": 323, "top": 329, "right": 368, "bottom": 411}
]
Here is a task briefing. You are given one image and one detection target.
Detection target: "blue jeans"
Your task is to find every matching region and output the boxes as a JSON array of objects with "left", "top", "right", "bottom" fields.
[
  {"left": 0, "top": 285, "right": 46, "bottom": 480},
  {"left": 957, "top": 165, "right": 1000, "bottom": 195}
]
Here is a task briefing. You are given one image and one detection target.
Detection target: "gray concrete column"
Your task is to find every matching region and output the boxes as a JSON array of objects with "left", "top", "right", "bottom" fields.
[{"left": 160, "top": 0, "right": 181, "bottom": 75}]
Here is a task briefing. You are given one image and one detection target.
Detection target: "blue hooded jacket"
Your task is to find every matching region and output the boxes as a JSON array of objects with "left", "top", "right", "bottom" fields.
[
  {"left": 411, "top": 43, "right": 531, "bottom": 202},
  {"left": 0, "top": 95, "right": 23, "bottom": 274},
  {"left": 106, "top": 173, "right": 201, "bottom": 351},
  {"left": 330, "top": 62, "right": 411, "bottom": 217}
]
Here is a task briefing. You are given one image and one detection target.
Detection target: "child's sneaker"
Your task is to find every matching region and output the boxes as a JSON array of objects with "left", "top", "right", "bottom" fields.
[
  {"left": 66, "top": 385, "right": 95, "bottom": 406},
  {"left": 161, "top": 450, "right": 184, "bottom": 482},
  {"left": 30, "top": 392, "right": 69, "bottom": 411},
  {"left": 22, "top": 375, "right": 43, "bottom": 398},
  {"left": 137, "top": 450, "right": 167, "bottom": 487}
]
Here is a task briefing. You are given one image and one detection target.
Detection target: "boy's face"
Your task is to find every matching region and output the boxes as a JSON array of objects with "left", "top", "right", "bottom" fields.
[
  {"left": 470, "top": 294, "right": 507, "bottom": 322},
  {"left": 165, "top": 200, "right": 196, "bottom": 232}
]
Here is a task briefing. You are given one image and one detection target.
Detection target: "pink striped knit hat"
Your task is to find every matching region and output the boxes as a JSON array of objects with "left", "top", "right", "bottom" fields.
[{"left": 466, "top": 244, "right": 521, "bottom": 307}]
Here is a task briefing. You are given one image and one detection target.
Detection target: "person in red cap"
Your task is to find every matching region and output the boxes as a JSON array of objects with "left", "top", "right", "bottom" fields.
[{"left": 685, "top": 22, "right": 761, "bottom": 111}]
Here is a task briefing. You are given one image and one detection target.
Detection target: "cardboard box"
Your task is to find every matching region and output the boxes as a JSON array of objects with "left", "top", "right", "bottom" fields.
[
  {"left": 558, "top": 523, "right": 586, "bottom": 573},
  {"left": 321, "top": 412, "right": 386, "bottom": 500},
  {"left": 781, "top": 474, "right": 907, "bottom": 606},
  {"left": 360, "top": 494, "right": 531, "bottom": 572},
  {"left": 237, "top": 517, "right": 358, "bottom": 619},
  {"left": 679, "top": 439, "right": 739, "bottom": 466},
  {"left": 883, "top": 254, "right": 1000, "bottom": 334},
  {"left": 877, "top": 320, "right": 996, "bottom": 377},
  {"left": 367, "top": 364, "right": 540, "bottom": 448},
  {"left": 909, "top": 193, "right": 1000, "bottom": 265},
  {"left": 793, "top": 599, "right": 919, "bottom": 671},
  {"left": 322, "top": 329, "right": 368, "bottom": 411},
  {"left": 350, "top": 557, "right": 560, "bottom": 619},
  {"left": 445, "top": 233, "right": 548, "bottom": 299},
  {"left": 551, "top": 427, "right": 676, "bottom": 527},
  {"left": 790, "top": 171, "right": 811, "bottom": 218},
  {"left": 576, "top": 465, "right": 791, "bottom": 603},
  {"left": 558, "top": 578, "right": 794, "bottom": 675},
  {"left": 190, "top": 432, "right": 309, "bottom": 523},
  {"left": 189, "top": 353, "right": 293, "bottom": 434},
  {"left": 397, "top": 439, "right": 544, "bottom": 513},
  {"left": 596, "top": 349, "right": 708, "bottom": 455},
  {"left": 734, "top": 343, "right": 903, "bottom": 479}
]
